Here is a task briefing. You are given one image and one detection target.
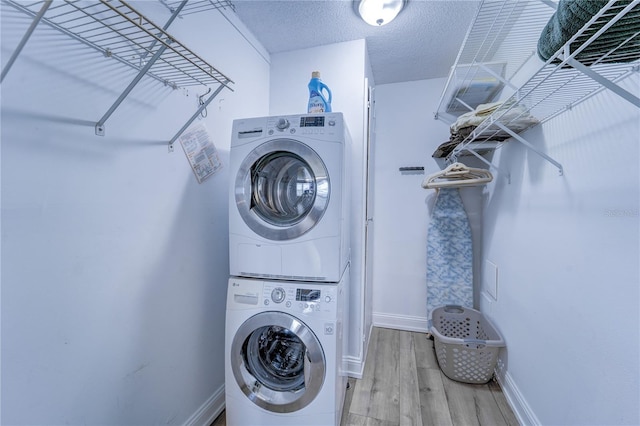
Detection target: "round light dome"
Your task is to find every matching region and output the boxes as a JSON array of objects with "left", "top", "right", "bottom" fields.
[{"left": 354, "top": 0, "right": 406, "bottom": 26}]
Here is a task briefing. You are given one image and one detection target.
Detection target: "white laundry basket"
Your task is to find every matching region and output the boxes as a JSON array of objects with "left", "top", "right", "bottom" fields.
[{"left": 430, "top": 305, "right": 505, "bottom": 384}]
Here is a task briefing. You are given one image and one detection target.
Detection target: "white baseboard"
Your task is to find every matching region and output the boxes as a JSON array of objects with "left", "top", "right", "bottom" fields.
[
  {"left": 183, "top": 384, "right": 225, "bottom": 426},
  {"left": 344, "top": 355, "right": 364, "bottom": 378},
  {"left": 495, "top": 371, "right": 540, "bottom": 426},
  {"left": 372, "top": 312, "right": 429, "bottom": 333},
  {"left": 344, "top": 322, "right": 373, "bottom": 379}
]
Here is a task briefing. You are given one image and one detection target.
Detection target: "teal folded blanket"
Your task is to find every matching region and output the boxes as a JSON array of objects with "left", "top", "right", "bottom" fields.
[{"left": 538, "top": 0, "right": 640, "bottom": 65}]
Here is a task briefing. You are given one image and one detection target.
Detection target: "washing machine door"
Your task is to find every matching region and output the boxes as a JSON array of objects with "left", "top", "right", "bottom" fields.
[
  {"left": 230, "top": 311, "right": 326, "bottom": 413},
  {"left": 235, "top": 138, "right": 329, "bottom": 241}
]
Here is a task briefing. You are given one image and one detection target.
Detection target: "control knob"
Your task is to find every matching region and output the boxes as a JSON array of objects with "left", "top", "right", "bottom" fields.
[
  {"left": 271, "top": 287, "right": 286, "bottom": 303},
  {"left": 276, "top": 118, "right": 290, "bottom": 131}
]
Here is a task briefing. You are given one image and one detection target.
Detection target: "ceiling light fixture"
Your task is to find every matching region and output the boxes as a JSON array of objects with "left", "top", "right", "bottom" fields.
[{"left": 354, "top": 0, "right": 406, "bottom": 26}]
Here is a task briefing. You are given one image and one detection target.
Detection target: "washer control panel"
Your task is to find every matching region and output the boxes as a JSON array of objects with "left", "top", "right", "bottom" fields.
[{"left": 262, "top": 283, "right": 337, "bottom": 315}]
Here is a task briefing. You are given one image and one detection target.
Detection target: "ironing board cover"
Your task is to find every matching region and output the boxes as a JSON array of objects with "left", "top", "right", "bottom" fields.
[{"left": 426, "top": 188, "right": 473, "bottom": 327}]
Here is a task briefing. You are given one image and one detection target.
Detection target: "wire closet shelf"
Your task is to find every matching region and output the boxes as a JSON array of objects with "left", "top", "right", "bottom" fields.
[
  {"left": 160, "top": 0, "right": 235, "bottom": 16},
  {"left": 2, "top": 0, "right": 235, "bottom": 148},
  {"left": 435, "top": 0, "right": 640, "bottom": 175}
]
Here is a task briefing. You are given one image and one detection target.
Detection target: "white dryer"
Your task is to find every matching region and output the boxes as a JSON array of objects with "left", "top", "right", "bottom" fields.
[
  {"left": 225, "top": 267, "right": 349, "bottom": 426},
  {"left": 229, "top": 113, "right": 350, "bottom": 282}
]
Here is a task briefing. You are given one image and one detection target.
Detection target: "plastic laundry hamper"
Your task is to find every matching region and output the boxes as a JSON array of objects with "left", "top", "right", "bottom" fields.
[{"left": 430, "top": 305, "right": 505, "bottom": 384}]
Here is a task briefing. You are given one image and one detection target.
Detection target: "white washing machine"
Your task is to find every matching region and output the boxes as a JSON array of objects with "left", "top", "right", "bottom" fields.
[
  {"left": 229, "top": 113, "right": 350, "bottom": 282},
  {"left": 225, "top": 266, "right": 349, "bottom": 426}
]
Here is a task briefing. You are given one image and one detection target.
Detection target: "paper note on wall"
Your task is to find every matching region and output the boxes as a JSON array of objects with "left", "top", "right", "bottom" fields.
[{"left": 179, "top": 122, "right": 223, "bottom": 183}]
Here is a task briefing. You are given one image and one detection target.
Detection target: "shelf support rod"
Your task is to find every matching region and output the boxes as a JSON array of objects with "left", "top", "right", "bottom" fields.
[
  {"left": 537, "top": 0, "right": 558, "bottom": 10},
  {"left": 95, "top": 42, "right": 169, "bottom": 136},
  {"left": 141, "top": 0, "right": 188, "bottom": 61},
  {"left": 566, "top": 58, "right": 640, "bottom": 109},
  {"left": 167, "top": 81, "right": 228, "bottom": 152},
  {"left": 493, "top": 122, "right": 563, "bottom": 176},
  {"left": 94, "top": 0, "right": 188, "bottom": 136},
  {"left": 454, "top": 97, "right": 475, "bottom": 112},
  {"left": 1, "top": 0, "right": 52, "bottom": 83},
  {"left": 478, "top": 63, "right": 518, "bottom": 91}
]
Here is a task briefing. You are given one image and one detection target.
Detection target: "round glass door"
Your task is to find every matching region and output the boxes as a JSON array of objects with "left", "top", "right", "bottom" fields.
[
  {"left": 230, "top": 312, "right": 326, "bottom": 413},
  {"left": 235, "top": 139, "right": 329, "bottom": 241},
  {"left": 251, "top": 152, "right": 316, "bottom": 227}
]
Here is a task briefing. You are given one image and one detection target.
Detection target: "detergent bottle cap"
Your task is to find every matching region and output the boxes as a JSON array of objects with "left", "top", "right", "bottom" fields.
[{"left": 311, "top": 71, "right": 321, "bottom": 79}]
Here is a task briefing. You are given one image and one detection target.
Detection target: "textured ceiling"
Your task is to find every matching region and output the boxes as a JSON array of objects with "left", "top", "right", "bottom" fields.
[{"left": 231, "top": 0, "right": 481, "bottom": 84}]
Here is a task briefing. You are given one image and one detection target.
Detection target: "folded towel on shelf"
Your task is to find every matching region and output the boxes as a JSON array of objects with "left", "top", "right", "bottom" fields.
[
  {"left": 450, "top": 101, "right": 502, "bottom": 132},
  {"left": 537, "top": 0, "right": 640, "bottom": 65},
  {"left": 433, "top": 127, "right": 475, "bottom": 158},
  {"left": 433, "top": 101, "right": 539, "bottom": 158},
  {"left": 433, "top": 126, "right": 509, "bottom": 158},
  {"left": 452, "top": 102, "right": 539, "bottom": 133}
]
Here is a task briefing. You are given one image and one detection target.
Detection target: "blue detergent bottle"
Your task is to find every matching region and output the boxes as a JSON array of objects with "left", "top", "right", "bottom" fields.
[{"left": 307, "top": 71, "right": 332, "bottom": 113}]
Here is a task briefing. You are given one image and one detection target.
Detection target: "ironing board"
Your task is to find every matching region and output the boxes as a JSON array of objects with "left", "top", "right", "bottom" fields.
[{"left": 426, "top": 187, "right": 473, "bottom": 327}]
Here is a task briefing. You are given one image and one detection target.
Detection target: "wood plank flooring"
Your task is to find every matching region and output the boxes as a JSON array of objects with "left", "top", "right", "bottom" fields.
[{"left": 212, "top": 327, "right": 519, "bottom": 426}]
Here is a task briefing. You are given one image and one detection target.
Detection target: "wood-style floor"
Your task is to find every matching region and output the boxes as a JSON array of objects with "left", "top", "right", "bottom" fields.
[{"left": 213, "top": 327, "right": 519, "bottom": 426}]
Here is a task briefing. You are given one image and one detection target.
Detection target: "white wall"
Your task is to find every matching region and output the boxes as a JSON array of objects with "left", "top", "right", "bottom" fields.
[
  {"left": 370, "top": 78, "right": 487, "bottom": 331},
  {"left": 361, "top": 45, "right": 375, "bottom": 377},
  {"left": 370, "top": 74, "right": 639, "bottom": 424},
  {"left": 269, "top": 40, "right": 371, "bottom": 376},
  {"left": 0, "top": 2, "right": 269, "bottom": 424},
  {"left": 481, "top": 75, "right": 640, "bottom": 425}
]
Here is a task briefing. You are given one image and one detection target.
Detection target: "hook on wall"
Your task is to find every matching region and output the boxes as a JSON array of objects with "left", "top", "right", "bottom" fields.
[{"left": 198, "top": 88, "right": 212, "bottom": 118}]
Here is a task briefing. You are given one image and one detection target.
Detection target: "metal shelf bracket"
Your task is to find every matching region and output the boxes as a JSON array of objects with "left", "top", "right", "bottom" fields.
[
  {"left": 95, "top": 0, "right": 188, "bottom": 136},
  {"left": 1, "top": 0, "right": 52, "bottom": 83},
  {"left": 95, "top": 40, "right": 171, "bottom": 136},
  {"left": 566, "top": 58, "right": 640, "bottom": 109},
  {"left": 493, "top": 122, "right": 563, "bottom": 176},
  {"left": 168, "top": 82, "right": 228, "bottom": 152}
]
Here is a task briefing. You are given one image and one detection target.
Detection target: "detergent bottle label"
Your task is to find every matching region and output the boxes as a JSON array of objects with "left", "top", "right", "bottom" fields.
[{"left": 308, "top": 91, "right": 327, "bottom": 113}]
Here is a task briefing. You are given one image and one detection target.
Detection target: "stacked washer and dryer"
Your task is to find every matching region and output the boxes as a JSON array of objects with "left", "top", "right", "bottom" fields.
[{"left": 226, "top": 113, "right": 351, "bottom": 425}]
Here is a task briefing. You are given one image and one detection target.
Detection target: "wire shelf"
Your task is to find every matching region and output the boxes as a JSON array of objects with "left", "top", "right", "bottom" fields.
[
  {"left": 435, "top": 0, "right": 555, "bottom": 120},
  {"left": 437, "top": 0, "right": 640, "bottom": 172},
  {"left": 4, "top": 0, "right": 234, "bottom": 90},
  {"left": 2, "top": 0, "right": 235, "bottom": 147},
  {"left": 160, "top": 0, "right": 235, "bottom": 16}
]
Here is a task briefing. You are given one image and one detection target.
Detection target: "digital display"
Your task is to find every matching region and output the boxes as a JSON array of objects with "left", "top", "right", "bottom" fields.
[
  {"left": 296, "top": 289, "right": 321, "bottom": 302},
  {"left": 299, "top": 116, "right": 325, "bottom": 127}
]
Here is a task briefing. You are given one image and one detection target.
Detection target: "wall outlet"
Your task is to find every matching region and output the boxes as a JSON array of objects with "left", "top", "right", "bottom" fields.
[{"left": 483, "top": 260, "right": 498, "bottom": 301}]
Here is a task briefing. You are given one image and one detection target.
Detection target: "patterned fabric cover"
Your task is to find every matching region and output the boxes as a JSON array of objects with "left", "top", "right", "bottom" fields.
[{"left": 426, "top": 188, "right": 473, "bottom": 327}]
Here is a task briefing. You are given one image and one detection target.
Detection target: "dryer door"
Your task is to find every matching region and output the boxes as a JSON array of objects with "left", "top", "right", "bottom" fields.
[
  {"left": 230, "top": 311, "right": 326, "bottom": 413},
  {"left": 235, "top": 138, "right": 329, "bottom": 241}
]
